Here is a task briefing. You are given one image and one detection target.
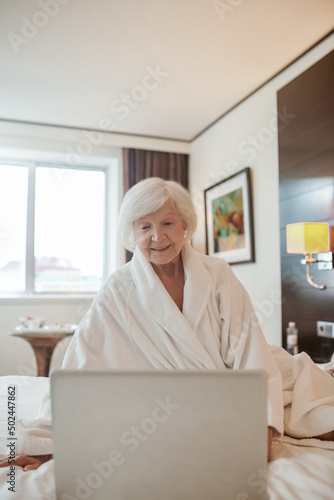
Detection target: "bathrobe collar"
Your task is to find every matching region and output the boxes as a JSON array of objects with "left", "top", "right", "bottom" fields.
[{"left": 131, "top": 242, "right": 215, "bottom": 368}]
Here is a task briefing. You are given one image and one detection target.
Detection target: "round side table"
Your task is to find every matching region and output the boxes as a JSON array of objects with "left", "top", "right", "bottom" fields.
[{"left": 10, "top": 328, "right": 75, "bottom": 377}]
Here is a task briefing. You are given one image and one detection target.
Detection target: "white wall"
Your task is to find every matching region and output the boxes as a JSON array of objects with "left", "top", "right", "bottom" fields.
[
  {"left": 0, "top": 122, "right": 190, "bottom": 376},
  {"left": 189, "top": 35, "right": 334, "bottom": 346}
]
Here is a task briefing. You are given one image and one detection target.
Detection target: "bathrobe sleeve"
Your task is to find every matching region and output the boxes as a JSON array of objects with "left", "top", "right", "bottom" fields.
[
  {"left": 204, "top": 254, "right": 334, "bottom": 439},
  {"left": 270, "top": 345, "right": 334, "bottom": 438},
  {"left": 62, "top": 263, "right": 141, "bottom": 371},
  {"left": 196, "top": 253, "right": 284, "bottom": 435}
]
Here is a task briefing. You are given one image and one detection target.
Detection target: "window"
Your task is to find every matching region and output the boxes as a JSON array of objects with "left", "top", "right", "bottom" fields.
[
  {"left": 0, "top": 162, "right": 107, "bottom": 294},
  {"left": 0, "top": 165, "right": 28, "bottom": 291}
]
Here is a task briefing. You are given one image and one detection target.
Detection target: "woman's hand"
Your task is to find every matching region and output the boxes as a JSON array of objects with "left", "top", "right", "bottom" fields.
[
  {"left": 0, "top": 454, "right": 52, "bottom": 471},
  {"left": 267, "top": 427, "right": 273, "bottom": 461}
]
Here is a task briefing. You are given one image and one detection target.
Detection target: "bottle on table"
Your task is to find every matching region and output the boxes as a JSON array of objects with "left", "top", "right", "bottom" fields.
[{"left": 286, "top": 321, "right": 299, "bottom": 355}]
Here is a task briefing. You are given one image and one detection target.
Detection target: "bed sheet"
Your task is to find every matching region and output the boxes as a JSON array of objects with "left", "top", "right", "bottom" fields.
[{"left": 1, "top": 375, "right": 333, "bottom": 500}]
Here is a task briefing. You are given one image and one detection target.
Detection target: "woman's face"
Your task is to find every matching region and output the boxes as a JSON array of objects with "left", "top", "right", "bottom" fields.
[{"left": 133, "top": 202, "right": 186, "bottom": 267}]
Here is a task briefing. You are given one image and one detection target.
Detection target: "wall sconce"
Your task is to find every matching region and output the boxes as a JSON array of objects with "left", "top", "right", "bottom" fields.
[{"left": 286, "top": 222, "right": 334, "bottom": 290}]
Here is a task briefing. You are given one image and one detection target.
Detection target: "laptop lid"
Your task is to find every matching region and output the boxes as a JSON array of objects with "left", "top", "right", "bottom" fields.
[{"left": 51, "top": 370, "right": 268, "bottom": 500}]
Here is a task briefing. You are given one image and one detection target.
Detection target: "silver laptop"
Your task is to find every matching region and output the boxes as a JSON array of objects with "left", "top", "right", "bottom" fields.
[{"left": 51, "top": 370, "right": 268, "bottom": 500}]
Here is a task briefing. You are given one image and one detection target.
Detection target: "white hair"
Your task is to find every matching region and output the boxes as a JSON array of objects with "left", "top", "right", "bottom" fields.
[{"left": 118, "top": 177, "right": 197, "bottom": 252}]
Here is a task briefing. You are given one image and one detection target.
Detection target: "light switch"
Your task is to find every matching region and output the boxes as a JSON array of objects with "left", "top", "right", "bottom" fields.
[{"left": 317, "top": 321, "right": 334, "bottom": 339}]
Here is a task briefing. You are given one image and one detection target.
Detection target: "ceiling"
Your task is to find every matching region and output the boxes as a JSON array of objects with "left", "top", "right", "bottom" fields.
[{"left": 0, "top": 0, "right": 333, "bottom": 142}]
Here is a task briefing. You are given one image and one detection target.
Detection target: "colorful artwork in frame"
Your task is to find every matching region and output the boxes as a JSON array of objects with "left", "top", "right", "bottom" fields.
[{"left": 204, "top": 167, "right": 255, "bottom": 265}]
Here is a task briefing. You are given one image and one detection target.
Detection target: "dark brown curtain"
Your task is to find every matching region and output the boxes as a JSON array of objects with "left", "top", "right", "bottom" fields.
[
  {"left": 122, "top": 148, "right": 189, "bottom": 261},
  {"left": 122, "top": 148, "right": 188, "bottom": 193}
]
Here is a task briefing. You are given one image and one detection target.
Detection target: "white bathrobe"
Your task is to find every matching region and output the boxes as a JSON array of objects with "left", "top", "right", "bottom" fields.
[
  {"left": 14, "top": 242, "right": 334, "bottom": 455},
  {"left": 62, "top": 242, "right": 284, "bottom": 434}
]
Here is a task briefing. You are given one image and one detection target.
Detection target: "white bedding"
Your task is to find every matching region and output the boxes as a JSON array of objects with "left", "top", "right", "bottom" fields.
[{"left": 1, "top": 375, "right": 333, "bottom": 500}]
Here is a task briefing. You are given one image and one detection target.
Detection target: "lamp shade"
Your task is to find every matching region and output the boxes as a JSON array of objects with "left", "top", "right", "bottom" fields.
[{"left": 286, "top": 222, "right": 329, "bottom": 254}]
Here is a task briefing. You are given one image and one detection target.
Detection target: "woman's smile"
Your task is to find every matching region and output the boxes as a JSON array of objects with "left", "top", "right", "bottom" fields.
[{"left": 150, "top": 244, "right": 172, "bottom": 252}]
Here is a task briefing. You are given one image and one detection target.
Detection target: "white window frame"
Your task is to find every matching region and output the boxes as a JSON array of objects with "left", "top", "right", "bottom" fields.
[{"left": 0, "top": 153, "right": 121, "bottom": 301}]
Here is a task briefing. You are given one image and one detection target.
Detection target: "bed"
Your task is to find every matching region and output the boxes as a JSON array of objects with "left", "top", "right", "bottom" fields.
[{"left": 1, "top": 374, "right": 334, "bottom": 500}]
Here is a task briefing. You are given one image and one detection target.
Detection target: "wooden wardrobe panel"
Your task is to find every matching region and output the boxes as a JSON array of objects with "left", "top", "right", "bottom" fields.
[{"left": 277, "top": 50, "right": 334, "bottom": 361}]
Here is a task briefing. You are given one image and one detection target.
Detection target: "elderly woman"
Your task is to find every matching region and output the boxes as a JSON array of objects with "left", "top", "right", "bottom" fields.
[
  {"left": 61, "top": 177, "right": 334, "bottom": 445},
  {"left": 62, "top": 178, "right": 283, "bottom": 441},
  {"left": 63, "top": 178, "right": 282, "bottom": 391},
  {"left": 1, "top": 177, "right": 333, "bottom": 472}
]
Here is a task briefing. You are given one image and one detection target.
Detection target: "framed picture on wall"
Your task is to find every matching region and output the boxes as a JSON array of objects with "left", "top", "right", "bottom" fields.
[{"left": 204, "top": 167, "right": 255, "bottom": 265}]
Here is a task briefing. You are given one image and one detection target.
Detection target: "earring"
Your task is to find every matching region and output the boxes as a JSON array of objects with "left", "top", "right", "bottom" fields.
[{"left": 184, "top": 230, "right": 188, "bottom": 239}]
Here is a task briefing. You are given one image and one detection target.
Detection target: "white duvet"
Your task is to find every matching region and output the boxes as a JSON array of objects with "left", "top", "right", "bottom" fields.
[{"left": 1, "top": 375, "right": 334, "bottom": 500}]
